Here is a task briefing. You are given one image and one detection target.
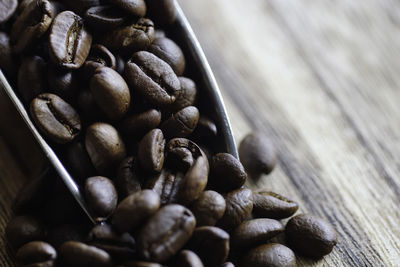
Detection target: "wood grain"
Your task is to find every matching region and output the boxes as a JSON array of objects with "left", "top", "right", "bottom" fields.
[{"left": 1, "top": 0, "right": 400, "bottom": 266}]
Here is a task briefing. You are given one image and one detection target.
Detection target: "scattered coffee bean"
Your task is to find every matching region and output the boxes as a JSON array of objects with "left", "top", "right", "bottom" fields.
[
  {"left": 138, "top": 128, "right": 165, "bottom": 173},
  {"left": 85, "top": 176, "right": 118, "bottom": 219},
  {"left": 6, "top": 216, "right": 45, "bottom": 249},
  {"left": 252, "top": 190, "right": 298, "bottom": 219},
  {"left": 286, "top": 214, "right": 337, "bottom": 258},
  {"left": 210, "top": 153, "right": 247, "bottom": 192},
  {"left": 16, "top": 241, "right": 57, "bottom": 266},
  {"left": 190, "top": 190, "right": 226, "bottom": 226},
  {"left": 59, "top": 241, "right": 113, "bottom": 267},
  {"left": 176, "top": 250, "right": 204, "bottom": 267},
  {"left": 241, "top": 243, "right": 296, "bottom": 267}
]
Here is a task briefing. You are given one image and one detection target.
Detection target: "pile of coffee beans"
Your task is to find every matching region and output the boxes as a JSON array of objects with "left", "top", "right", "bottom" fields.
[{"left": 1, "top": 0, "right": 337, "bottom": 266}]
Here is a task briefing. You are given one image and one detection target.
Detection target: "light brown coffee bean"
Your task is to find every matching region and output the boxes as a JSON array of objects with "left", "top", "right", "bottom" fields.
[
  {"left": 252, "top": 190, "right": 298, "bottom": 219},
  {"left": 241, "top": 243, "right": 296, "bottom": 267},
  {"left": 190, "top": 190, "right": 226, "bottom": 226}
]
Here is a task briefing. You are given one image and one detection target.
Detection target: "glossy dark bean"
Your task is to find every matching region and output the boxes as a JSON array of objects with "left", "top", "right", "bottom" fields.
[
  {"left": 148, "top": 37, "right": 186, "bottom": 76},
  {"left": 174, "top": 77, "right": 197, "bottom": 110},
  {"left": 64, "top": 141, "right": 96, "bottom": 181},
  {"left": 0, "top": 0, "right": 17, "bottom": 24},
  {"left": 49, "top": 11, "right": 92, "bottom": 69},
  {"left": 146, "top": 0, "right": 176, "bottom": 25},
  {"left": 85, "top": 5, "right": 127, "bottom": 30},
  {"left": 186, "top": 226, "right": 230, "bottom": 267},
  {"left": 217, "top": 188, "right": 253, "bottom": 231},
  {"left": 113, "top": 0, "right": 146, "bottom": 17},
  {"left": 161, "top": 106, "right": 199, "bottom": 139},
  {"left": 210, "top": 153, "right": 247, "bottom": 192},
  {"left": 16, "top": 241, "right": 57, "bottom": 266},
  {"left": 192, "top": 115, "right": 217, "bottom": 140},
  {"left": 47, "top": 224, "right": 87, "bottom": 249},
  {"left": 176, "top": 250, "right": 204, "bottom": 267},
  {"left": 85, "top": 122, "right": 127, "bottom": 174},
  {"left": 18, "top": 56, "right": 47, "bottom": 104},
  {"left": 81, "top": 44, "right": 117, "bottom": 77},
  {"left": 231, "top": 219, "right": 284, "bottom": 249},
  {"left": 100, "top": 18, "right": 154, "bottom": 55},
  {"left": 239, "top": 132, "right": 277, "bottom": 176},
  {"left": 47, "top": 67, "right": 79, "bottom": 103},
  {"left": 252, "top": 190, "right": 298, "bottom": 219},
  {"left": 124, "top": 51, "right": 180, "bottom": 108},
  {"left": 112, "top": 190, "right": 160, "bottom": 233},
  {"left": 120, "top": 109, "right": 162, "bottom": 138},
  {"left": 30, "top": 93, "right": 81, "bottom": 144},
  {"left": 115, "top": 157, "right": 142, "bottom": 199},
  {"left": 190, "top": 190, "right": 226, "bottom": 227},
  {"left": 59, "top": 241, "right": 112, "bottom": 267},
  {"left": 90, "top": 66, "right": 130, "bottom": 120},
  {"left": 137, "top": 204, "right": 196, "bottom": 262},
  {"left": 138, "top": 129, "right": 165, "bottom": 173},
  {"left": 241, "top": 243, "right": 296, "bottom": 267},
  {"left": 6, "top": 216, "right": 45, "bottom": 249},
  {"left": 85, "top": 176, "right": 118, "bottom": 219},
  {"left": 10, "top": 0, "right": 53, "bottom": 53},
  {"left": 286, "top": 214, "right": 338, "bottom": 258},
  {"left": 0, "top": 32, "right": 17, "bottom": 80}
]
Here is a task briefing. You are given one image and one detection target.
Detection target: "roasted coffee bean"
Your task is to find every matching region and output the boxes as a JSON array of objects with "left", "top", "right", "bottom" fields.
[
  {"left": 112, "top": 190, "right": 160, "bottom": 233},
  {"left": 101, "top": 18, "right": 154, "bottom": 55},
  {"left": 88, "top": 224, "right": 136, "bottom": 259},
  {"left": 124, "top": 51, "right": 180, "bottom": 108},
  {"left": 0, "top": 32, "right": 17, "bottom": 80},
  {"left": 286, "top": 214, "right": 337, "bottom": 258},
  {"left": 186, "top": 226, "right": 229, "bottom": 267},
  {"left": 85, "top": 122, "right": 127, "bottom": 174},
  {"left": 210, "top": 153, "right": 247, "bottom": 192},
  {"left": 64, "top": 141, "right": 96, "bottom": 181},
  {"left": 176, "top": 250, "right": 204, "bottom": 267},
  {"left": 47, "top": 67, "right": 79, "bottom": 103},
  {"left": 77, "top": 89, "right": 103, "bottom": 122},
  {"left": 137, "top": 204, "right": 196, "bottom": 262},
  {"left": 241, "top": 243, "right": 296, "bottom": 267},
  {"left": 115, "top": 157, "right": 142, "bottom": 199},
  {"left": 120, "top": 261, "right": 162, "bottom": 267},
  {"left": 85, "top": 176, "right": 118, "bottom": 219},
  {"left": 18, "top": 56, "right": 47, "bottom": 104},
  {"left": 148, "top": 37, "right": 186, "bottom": 76},
  {"left": 190, "top": 190, "right": 226, "bottom": 227},
  {"left": 30, "top": 93, "right": 81, "bottom": 144},
  {"left": 218, "top": 188, "right": 253, "bottom": 231},
  {"left": 59, "top": 241, "right": 112, "bottom": 267},
  {"left": 6, "top": 216, "right": 45, "bottom": 249},
  {"left": 47, "top": 224, "right": 87, "bottom": 249},
  {"left": 0, "top": 0, "right": 17, "bottom": 24},
  {"left": 252, "top": 190, "right": 298, "bottom": 219},
  {"left": 120, "top": 109, "right": 162, "bottom": 138},
  {"left": 16, "top": 241, "right": 57, "bottom": 266},
  {"left": 138, "top": 128, "right": 165, "bottom": 173},
  {"left": 173, "top": 77, "right": 197, "bottom": 111},
  {"left": 85, "top": 5, "right": 127, "bottom": 30},
  {"left": 239, "top": 132, "right": 277, "bottom": 176},
  {"left": 90, "top": 66, "right": 130, "bottom": 120},
  {"left": 113, "top": 0, "right": 146, "bottom": 17},
  {"left": 82, "top": 44, "right": 117, "bottom": 77},
  {"left": 10, "top": 0, "right": 53, "bottom": 53},
  {"left": 192, "top": 115, "right": 217, "bottom": 140},
  {"left": 161, "top": 106, "right": 199, "bottom": 138},
  {"left": 49, "top": 11, "right": 92, "bottom": 69},
  {"left": 231, "top": 219, "right": 284, "bottom": 249},
  {"left": 146, "top": 0, "right": 176, "bottom": 25}
]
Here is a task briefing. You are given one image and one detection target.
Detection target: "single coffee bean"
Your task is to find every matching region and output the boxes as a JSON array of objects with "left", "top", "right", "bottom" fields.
[
  {"left": 120, "top": 109, "right": 162, "bottom": 138},
  {"left": 113, "top": 0, "right": 146, "bottom": 17},
  {"left": 85, "top": 5, "right": 127, "bottom": 30},
  {"left": 30, "top": 93, "right": 81, "bottom": 144},
  {"left": 112, "top": 190, "right": 160, "bottom": 233},
  {"left": 190, "top": 190, "right": 226, "bottom": 227},
  {"left": 286, "top": 214, "right": 337, "bottom": 258},
  {"left": 176, "top": 250, "right": 204, "bottom": 267},
  {"left": 59, "top": 241, "right": 112, "bottom": 267},
  {"left": 231, "top": 219, "right": 284, "bottom": 249},
  {"left": 10, "top": 0, "right": 53, "bottom": 53},
  {"left": 186, "top": 226, "right": 230, "bottom": 267},
  {"left": 0, "top": 32, "right": 17, "bottom": 80},
  {"left": 64, "top": 141, "right": 96, "bottom": 181},
  {"left": 239, "top": 132, "right": 277, "bottom": 176},
  {"left": 115, "top": 157, "right": 142, "bottom": 199},
  {"left": 241, "top": 243, "right": 296, "bottom": 267},
  {"left": 18, "top": 56, "right": 47, "bottom": 104},
  {"left": 146, "top": 0, "right": 176, "bottom": 25},
  {"left": 252, "top": 190, "right": 298, "bottom": 219},
  {"left": 138, "top": 128, "right": 165, "bottom": 173},
  {"left": 47, "top": 67, "right": 79, "bottom": 103},
  {"left": 148, "top": 37, "right": 186, "bottom": 76},
  {"left": 47, "top": 224, "right": 87, "bottom": 249},
  {"left": 90, "top": 66, "right": 131, "bottom": 120},
  {"left": 49, "top": 11, "right": 92, "bottom": 69},
  {"left": 173, "top": 77, "right": 197, "bottom": 111},
  {"left": 85, "top": 176, "right": 118, "bottom": 219},
  {"left": 6, "top": 216, "right": 45, "bottom": 249},
  {"left": 124, "top": 51, "right": 181, "bottom": 108},
  {"left": 210, "top": 153, "right": 247, "bottom": 192},
  {"left": 100, "top": 18, "right": 154, "bottom": 55},
  {"left": 191, "top": 115, "right": 217, "bottom": 140},
  {"left": 81, "top": 44, "right": 117, "bottom": 77},
  {"left": 85, "top": 122, "right": 127, "bottom": 174},
  {"left": 16, "top": 241, "right": 57, "bottom": 266},
  {"left": 217, "top": 188, "right": 253, "bottom": 231},
  {"left": 120, "top": 261, "right": 162, "bottom": 267},
  {"left": 161, "top": 106, "right": 199, "bottom": 139},
  {"left": 137, "top": 204, "right": 196, "bottom": 262},
  {"left": 88, "top": 224, "right": 136, "bottom": 259},
  {"left": 0, "top": 0, "right": 17, "bottom": 24}
]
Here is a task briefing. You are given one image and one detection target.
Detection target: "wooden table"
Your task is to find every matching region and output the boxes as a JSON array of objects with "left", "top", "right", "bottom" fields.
[{"left": 1, "top": 0, "right": 400, "bottom": 266}]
